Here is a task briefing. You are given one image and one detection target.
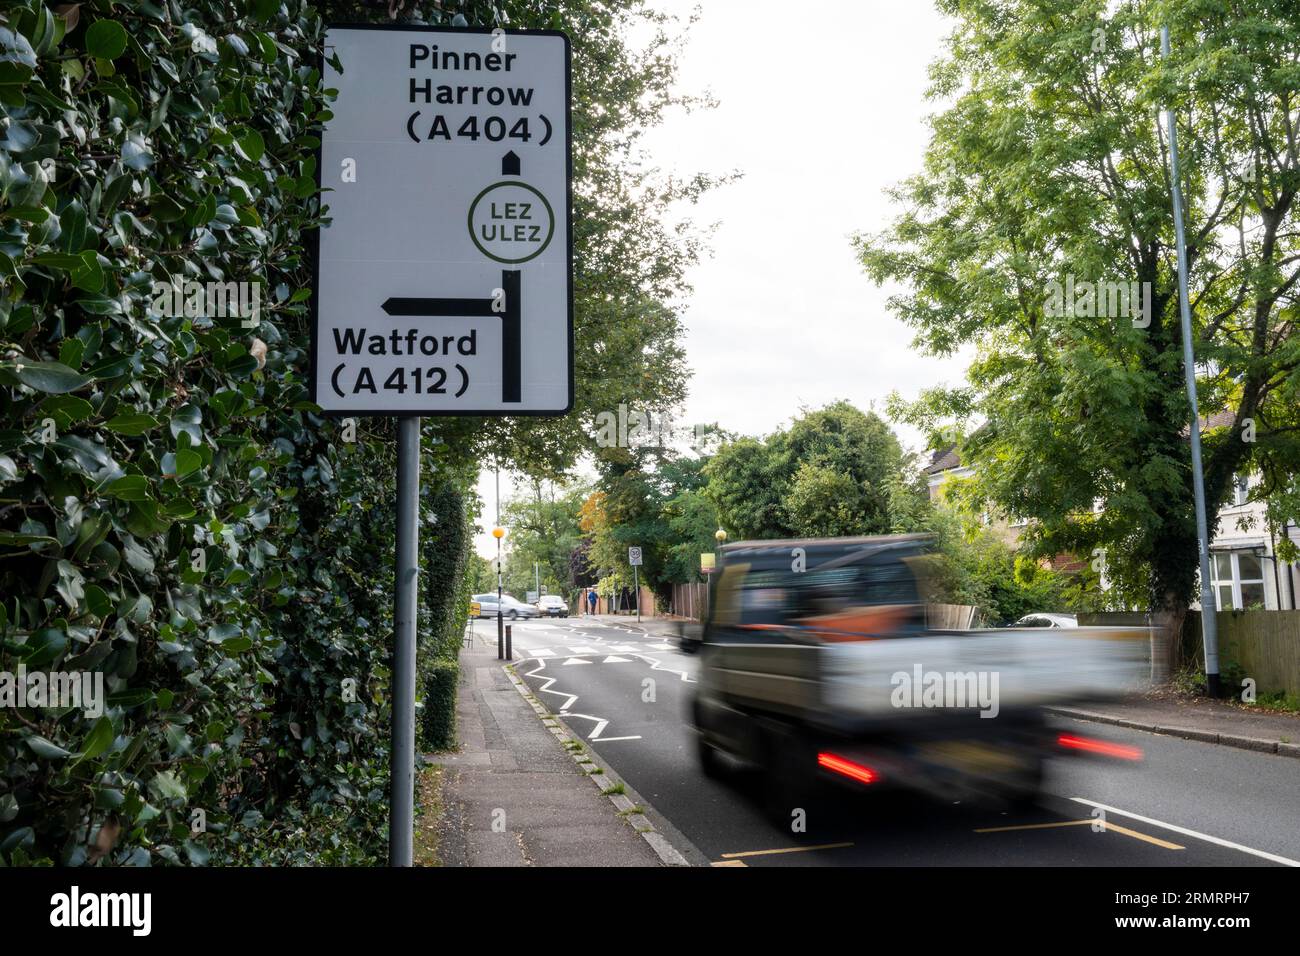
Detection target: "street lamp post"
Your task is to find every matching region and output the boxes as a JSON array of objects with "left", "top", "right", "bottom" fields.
[
  {"left": 1161, "top": 24, "right": 1221, "bottom": 698},
  {"left": 493, "top": 526, "right": 505, "bottom": 659}
]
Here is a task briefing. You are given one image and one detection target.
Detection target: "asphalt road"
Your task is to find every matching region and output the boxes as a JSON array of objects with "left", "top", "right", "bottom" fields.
[{"left": 496, "top": 616, "right": 1300, "bottom": 868}]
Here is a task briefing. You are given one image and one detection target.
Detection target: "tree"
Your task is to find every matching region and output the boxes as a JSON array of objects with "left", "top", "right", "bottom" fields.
[
  {"left": 467, "top": 553, "right": 496, "bottom": 595},
  {"left": 499, "top": 481, "right": 588, "bottom": 599},
  {"left": 857, "top": 0, "right": 1300, "bottom": 656},
  {"left": 704, "top": 401, "right": 910, "bottom": 539}
]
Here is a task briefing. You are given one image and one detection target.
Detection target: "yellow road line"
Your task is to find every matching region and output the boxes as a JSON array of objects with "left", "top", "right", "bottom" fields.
[
  {"left": 719, "top": 841, "right": 855, "bottom": 860},
  {"left": 975, "top": 818, "right": 1183, "bottom": 850},
  {"left": 710, "top": 859, "right": 747, "bottom": 867},
  {"left": 1098, "top": 822, "right": 1184, "bottom": 850},
  {"left": 975, "top": 820, "right": 1095, "bottom": 834}
]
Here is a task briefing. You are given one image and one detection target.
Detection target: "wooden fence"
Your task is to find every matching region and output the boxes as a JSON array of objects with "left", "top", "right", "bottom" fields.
[
  {"left": 1084, "top": 610, "right": 1300, "bottom": 696},
  {"left": 671, "top": 581, "right": 710, "bottom": 622},
  {"left": 1186, "top": 610, "right": 1300, "bottom": 697}
]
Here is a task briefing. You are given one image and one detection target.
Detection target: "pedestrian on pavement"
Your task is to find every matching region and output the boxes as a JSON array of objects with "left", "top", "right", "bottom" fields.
[{"left": 587, "top": 588, "right": 597, "bottom": 616}]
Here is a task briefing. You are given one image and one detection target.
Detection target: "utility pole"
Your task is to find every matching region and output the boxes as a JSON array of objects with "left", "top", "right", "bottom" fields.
[{"left": 1162, "top": 25, "right": 1220, "bottom": 697}]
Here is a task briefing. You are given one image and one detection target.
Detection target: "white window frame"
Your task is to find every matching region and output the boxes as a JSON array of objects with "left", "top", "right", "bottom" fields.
[
  {"left": 1232, "top": 473, "right": 1250, "bottom": 507},
  {"left": 1210, "top": 550, "right": 1266, "bottom": 610}
]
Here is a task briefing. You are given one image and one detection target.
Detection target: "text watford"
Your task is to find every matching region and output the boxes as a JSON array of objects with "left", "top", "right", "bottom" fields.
[{"left": 332, "top": 328, "right": 479, "bottom": 357}]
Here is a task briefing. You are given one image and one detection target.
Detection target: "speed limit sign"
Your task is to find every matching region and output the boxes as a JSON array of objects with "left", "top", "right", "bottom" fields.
[{"left": 628, "top": 546, "right": 642, "bottom": 566}]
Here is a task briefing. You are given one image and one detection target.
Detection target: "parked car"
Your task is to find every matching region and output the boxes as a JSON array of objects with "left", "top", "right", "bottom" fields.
[
  {"left": 1008, "top": 612, "right": 1079, "bottom": 628},
  {"left": 471, "top": 593, "right": 539, "bottom": 619},
  {"left": 471, "top": 593, "right": 500, "bottom": 618},
  {"left": 536, "top": 595, "right": 569, "bottom": 617}
]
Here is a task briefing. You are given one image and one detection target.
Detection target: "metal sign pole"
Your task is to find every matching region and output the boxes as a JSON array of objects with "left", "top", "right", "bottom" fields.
[
  {"left": 390, "top": 415, "right": 420, "bottom": 867},
  {"left": 634, "top": 565, "right": 640, "bottom": 623}
]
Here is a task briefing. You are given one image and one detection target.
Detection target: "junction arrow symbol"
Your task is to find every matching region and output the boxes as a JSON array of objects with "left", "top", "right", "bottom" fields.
[
  {"left": 501, "top": 150, "right": 521, "bottom": 175},
  {"left": 381, "top": 269, "right": 521, "bottom": 403}
]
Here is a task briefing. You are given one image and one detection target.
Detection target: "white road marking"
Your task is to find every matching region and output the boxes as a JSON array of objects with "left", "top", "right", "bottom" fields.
[
  {"left": 524, "top": 659, "right": 578, "bottom": 712},
  {"left": 1069, "top": 797, "right": 1300, "bottom": 867},
  {"left": 648, "top": 643, "right": 674, "bottom": 650},
  {"left": 561, "top": 657, "right": 592, "bottom": 665},
  {"left": 596, "top": 736, "right": 642, "bottom": 742},
  {"left": 529, "top": 648, "right": 556, "bottom": 657},
  {"left": 564, "top": 713, "right": 610, "bottom": 740},
  {"left": 602, "top": 655, "right": 633, "bottom": 663},
  {"left": 609, "top": 644, "right": 641, "bottom": 653},
  {"left": 635, "top": 654, "right": 695, "bottom": 683}
]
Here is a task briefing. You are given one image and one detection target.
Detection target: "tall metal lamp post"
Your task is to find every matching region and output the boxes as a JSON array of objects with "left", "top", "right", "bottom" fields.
[
  {"left": 1162, "top": 24, "right": 1221, "bottom": 697},
  {"left": 493, "top": 525, "right": 505, "bottom": 658}
]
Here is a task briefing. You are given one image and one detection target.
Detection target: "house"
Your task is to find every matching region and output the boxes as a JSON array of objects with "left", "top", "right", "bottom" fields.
[
  {"left": 923, "top": 443, "right": 1025, "bottom": 547},
  {"left": 923, "top": 431, "right": 1300, "bottom": 611}
]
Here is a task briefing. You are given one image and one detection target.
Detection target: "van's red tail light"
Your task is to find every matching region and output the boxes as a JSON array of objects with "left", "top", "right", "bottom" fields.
[
  {"left": 817, "top": 751, "right": 879, "bottom": 785},
  {"left": 1057, "top": 733, "right": 1143, "bottom": 761}
]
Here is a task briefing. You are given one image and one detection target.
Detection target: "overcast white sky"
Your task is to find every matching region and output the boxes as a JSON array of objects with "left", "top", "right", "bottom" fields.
[{"left": 474, "top": 0, "right": 970, "bottom": 557}]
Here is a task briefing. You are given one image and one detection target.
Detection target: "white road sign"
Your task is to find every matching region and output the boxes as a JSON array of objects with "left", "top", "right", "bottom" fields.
[
  {"left": 628, "top": 546, "right": 642, "bottom": 567},
  {"left": 312, "top": 25, "right": 572, "bottom": 415}
]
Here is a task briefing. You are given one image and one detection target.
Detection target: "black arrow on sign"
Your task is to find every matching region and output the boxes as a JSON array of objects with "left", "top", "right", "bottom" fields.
[
  {"left": 381, "top": 269, "right": 521, "bottom": 403},
  {"left": 501, "top": 150, "right": 521, "bottom": 176}
]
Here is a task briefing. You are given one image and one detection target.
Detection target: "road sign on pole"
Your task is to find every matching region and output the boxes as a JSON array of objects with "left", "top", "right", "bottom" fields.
[
  {"left": 313, "top": 25, "right": 573, "bottom": 416},
  {"left": 313, "top": 24, "right": 571, "bottom": 868},
  {"left": 629, "top": 547, "right": 642, "bottom": 622}
]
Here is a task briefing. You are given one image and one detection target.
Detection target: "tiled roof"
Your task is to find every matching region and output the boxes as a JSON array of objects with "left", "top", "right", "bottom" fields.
[
  {"left": 1191, "top": 409, "right": 1237, "bottom": 433},
  {"left": 924, "top": 444, "right": 961, "bottom": 475}
]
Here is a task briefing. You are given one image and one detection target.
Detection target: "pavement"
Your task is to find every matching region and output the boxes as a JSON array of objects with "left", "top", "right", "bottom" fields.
[
  {"left": 503, "top": 615, "right": 1300, "bottom": 867},
  {"left": 424, "top": 618, "right": 680, "bottom": 866}
]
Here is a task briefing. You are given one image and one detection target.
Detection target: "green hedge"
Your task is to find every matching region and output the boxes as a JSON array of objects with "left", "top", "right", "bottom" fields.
[
  {"left": 416, "top": 481, "right": 472, "bottom": 751},
  {"left": 419, "top": 658, "right": 459, "bottom": 752},
  {"left": 0, "top": 0, "right": 416, "bottom": 866}
]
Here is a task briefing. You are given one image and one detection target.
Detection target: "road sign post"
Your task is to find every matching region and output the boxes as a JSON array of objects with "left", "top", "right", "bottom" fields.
[
  {"left": 314, "top": 24, "right": 571, "bottom": 867},
  {"left": 390, "top": 415, "right": 419, "bottom": 867}
]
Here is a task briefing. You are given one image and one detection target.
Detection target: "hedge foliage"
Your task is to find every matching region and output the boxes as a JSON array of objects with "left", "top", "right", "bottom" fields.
[
  {"left": 417, "top": 480, "right": 471, "bottom": 751},
  {"left": 0, "top": 0, "right": 466, "bottom": 867}
]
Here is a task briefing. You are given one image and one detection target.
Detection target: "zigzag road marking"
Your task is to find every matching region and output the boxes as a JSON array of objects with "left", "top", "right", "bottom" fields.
[
  {"left": 635, "top": 653, "right": 695, "bottom": 683},
  {"left": 561, "top": 712, "right": 611, "bottom": 740},
  {"left": 523, "top": 658, "right": 578, "bottom": 713}
]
